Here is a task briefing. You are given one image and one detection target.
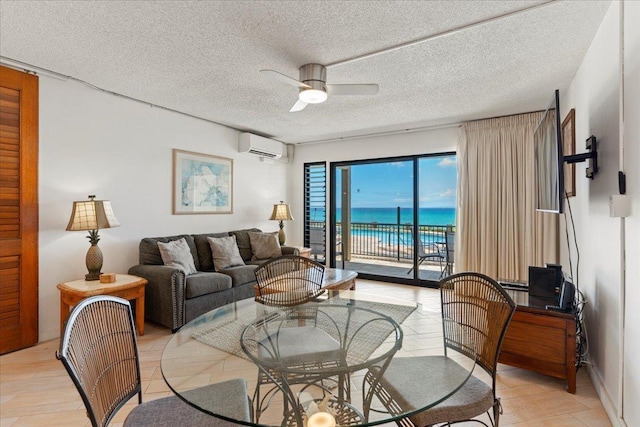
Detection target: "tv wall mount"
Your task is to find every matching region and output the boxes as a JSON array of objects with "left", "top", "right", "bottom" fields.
[{"left": 564, "top": 135, "right": 598, "bottom": 179}]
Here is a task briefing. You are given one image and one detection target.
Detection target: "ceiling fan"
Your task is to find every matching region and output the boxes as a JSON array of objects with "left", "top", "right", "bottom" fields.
[{"left": 260, "top": 63, "right": 379, "bottom": 112}]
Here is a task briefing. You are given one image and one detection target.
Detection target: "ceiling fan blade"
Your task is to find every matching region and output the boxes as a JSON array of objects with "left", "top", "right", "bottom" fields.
[
  {"left": 260, "top": 69, "right": 311, "bottom": 89},
  {"left": 326, "top": 84, "right": 379, "bottom": 96},
  {"left": 289, "top": 99, "right": 308, "bottom": 112}
]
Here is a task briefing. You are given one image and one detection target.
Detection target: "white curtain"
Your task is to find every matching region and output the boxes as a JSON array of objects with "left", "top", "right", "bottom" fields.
[{"left": 456, "top": 112, "right": 558, "bottom": 281}]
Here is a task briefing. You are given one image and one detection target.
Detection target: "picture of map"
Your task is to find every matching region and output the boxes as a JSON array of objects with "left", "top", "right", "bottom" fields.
[{"left": 173, "top": 149, "right": 233, "bottom": 214}]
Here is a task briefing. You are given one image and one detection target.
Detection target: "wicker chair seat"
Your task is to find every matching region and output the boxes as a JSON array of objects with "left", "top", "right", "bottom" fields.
[
  {"left": 258, "top": 325, "right": 342, "bottom": 364},
  {"left": 124, "top": 380, "right": 250, "bottom": 426},
  {"left": 370, "top": 356, "right": 493, "bottom": 426}
]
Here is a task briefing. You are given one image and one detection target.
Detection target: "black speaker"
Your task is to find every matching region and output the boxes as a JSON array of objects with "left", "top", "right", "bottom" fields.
[
  {"left": 546, "top": 280, "right": 575, "bottom": 312},
  {"left": 545, "top": 263, "right": 564, "bottom": 289},
  {"left": 528, "top": 266, "right": 559, "bottom": 306},
  {"left": 558, "top": 280, "right": 575, "bottom": 311}
]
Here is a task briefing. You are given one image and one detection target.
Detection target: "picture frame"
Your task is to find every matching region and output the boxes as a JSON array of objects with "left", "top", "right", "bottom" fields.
[
  {"left": 172, "top": 149, "right": 233, "bottom": 214},
  {"left": 562, "top": 109, "right": 576, "bottom": 197}
]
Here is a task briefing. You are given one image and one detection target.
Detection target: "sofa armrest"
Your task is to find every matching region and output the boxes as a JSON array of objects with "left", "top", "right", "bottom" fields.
[
  {"left": 281, "top": 246, "right": 300, "bottom": 256},
  {"left": 128, "top": 264, "right": 187, "bottom": 332}
]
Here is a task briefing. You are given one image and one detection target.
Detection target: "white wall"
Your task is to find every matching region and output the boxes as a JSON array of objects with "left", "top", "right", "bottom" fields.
[
  {"left": 622, "top": 1, "right": 640, "bottom": 425},
  {"left": 38, "top": 77, "right": 290, "bottom": 341},
  {"left": 562, "top": 0, "right": 621, "bottom": 408},
  {"left": 289, "top": 127, "right": 459, "bottom": 246},
  {"left": 561, "top": 1, "right": 640, "bottom": 425}
]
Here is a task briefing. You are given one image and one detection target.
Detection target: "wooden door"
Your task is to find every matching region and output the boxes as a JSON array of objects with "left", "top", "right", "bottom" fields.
[{"left": 0, "top": 65, "right": 39, "bottom": 354}]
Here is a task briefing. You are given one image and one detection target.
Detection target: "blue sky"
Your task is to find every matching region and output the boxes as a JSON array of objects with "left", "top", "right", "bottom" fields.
[{"left": 337, "top": 155, "right": 457, "bottom": 209}]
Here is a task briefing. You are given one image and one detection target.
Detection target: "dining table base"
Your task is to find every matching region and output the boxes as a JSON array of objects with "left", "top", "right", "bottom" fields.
[{"left": 282, "top": 398, "right": 364, "bottom": 427}]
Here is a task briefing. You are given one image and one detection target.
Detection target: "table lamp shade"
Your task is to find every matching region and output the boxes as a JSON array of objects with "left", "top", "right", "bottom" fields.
[
  {"left": 66, "top": 199, "right": 120, "bottom": 231},
  {"left": 66, "top": 196, "right": 120, "bottom": 281},
  {"left": 269, "top": 201, "right": 293, "bottom": 245},
  {"left": 269, "top": 202, "right": 294, "bottom": 222}
]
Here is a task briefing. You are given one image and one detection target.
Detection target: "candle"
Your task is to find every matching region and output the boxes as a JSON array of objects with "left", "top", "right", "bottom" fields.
[{"left": 307, "top": 411, "right": 336, "bottom": 427}]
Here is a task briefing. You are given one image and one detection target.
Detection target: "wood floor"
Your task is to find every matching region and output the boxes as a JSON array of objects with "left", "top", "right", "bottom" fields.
[{"left": 0, "top": 280, "right": 611, "bottom": 427}]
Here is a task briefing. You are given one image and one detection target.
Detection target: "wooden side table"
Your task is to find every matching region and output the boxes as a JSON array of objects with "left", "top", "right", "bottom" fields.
[
  {"left": 296, "top": 247, "right": 312, "bottom": 258},
  {"left": 322, "top": 268, "right": 357, "bottom": 292},
  {"left": 57, "top": 274, "right": 148, "bottom": 336}
]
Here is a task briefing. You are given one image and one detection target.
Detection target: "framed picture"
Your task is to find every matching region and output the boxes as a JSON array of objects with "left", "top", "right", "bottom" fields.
[
  {"left": 562, "top": 109, "right": 576, "bottom": 197},
  {"left": 173, "top": 149, "right": 233, "bottom": 214}
]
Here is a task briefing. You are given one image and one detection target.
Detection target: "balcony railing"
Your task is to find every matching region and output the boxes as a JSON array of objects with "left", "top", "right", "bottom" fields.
[{"left": 309, "top": 221, "right": 453, "bottom": 262}]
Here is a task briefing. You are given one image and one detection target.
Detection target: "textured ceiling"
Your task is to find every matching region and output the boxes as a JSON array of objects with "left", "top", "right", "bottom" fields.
[{"left": 0, "top": 1, "right": 610, "bottom": 144}]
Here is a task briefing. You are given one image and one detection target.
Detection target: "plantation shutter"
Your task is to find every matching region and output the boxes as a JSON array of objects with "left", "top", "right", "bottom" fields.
[
  {"left": 304, "top": 163, "right": 326, "bottom": 263},
  {"left": 0, "top": 66, "right": 39, "bottom": 354}
]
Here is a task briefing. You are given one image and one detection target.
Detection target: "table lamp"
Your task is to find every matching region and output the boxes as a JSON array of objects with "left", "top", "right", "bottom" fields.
[
  {"left": 66, "top": 195, "right": 120, "bottom": 280},
  {"left": 269, "top": 201, "right": 293, "bottom": 245}
]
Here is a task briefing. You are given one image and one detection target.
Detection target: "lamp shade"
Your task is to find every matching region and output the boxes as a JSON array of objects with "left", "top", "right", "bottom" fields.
[
  {"left": 269, "top": 202, "right": 293, "bottom": 221},
  {"left": 66, "top": 196, "right": 120, "bottom": 231}
]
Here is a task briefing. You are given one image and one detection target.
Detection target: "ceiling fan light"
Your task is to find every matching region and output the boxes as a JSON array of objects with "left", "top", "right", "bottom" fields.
[{"left": 299, "top": 89, "right": 327, "bottom": 104}]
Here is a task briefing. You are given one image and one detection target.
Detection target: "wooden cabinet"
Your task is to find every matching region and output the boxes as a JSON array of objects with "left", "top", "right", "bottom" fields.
[
  {"left": 297, "top": 247, "right": 312, "bottom": 258},
  {"left": 499, "top": 305, "right": 576, "bottom": 393}
]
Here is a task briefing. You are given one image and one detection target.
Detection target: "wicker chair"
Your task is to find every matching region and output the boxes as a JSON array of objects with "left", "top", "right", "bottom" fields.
[
  {"left": 254, "top": 255, "right": 326, "bottom": 306},
  {"left": 252, "top": 255, "right": 347, "bottom": 420},
  {"left": 56, "top": 295, "right": 251, "bottom": 427},
  {"left": 364, "top": 272, "right": 516, "bottom": 427}
]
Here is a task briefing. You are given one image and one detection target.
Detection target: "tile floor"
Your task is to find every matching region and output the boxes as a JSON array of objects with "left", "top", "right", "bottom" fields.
[{"left": 0, "top": 280, "right": 611, "bottom": 427}]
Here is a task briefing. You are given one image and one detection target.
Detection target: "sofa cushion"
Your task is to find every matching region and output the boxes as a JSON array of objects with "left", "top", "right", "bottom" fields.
[
  {"left": 245, "top": 259, "right": 270, "bottom": 266},
  {"left": 229, "top": 228, "right": 261, "bottom": 262},
  {"left": 248, "top": 231, "right": 282, "bottom": 260},
  {"left": 219, "top": 265, "right": 259, "bottom": 286},
  {"left": 185, "top": 272, "right": 232, "bottom": 299},
  {"left": 139, "top": 234, "right": 199, "bottom": 270},
  {"left": 208, "top": 235, "right": 245, "bottom": 271},
  {"left": 157, "top": 238, "right": 198, "bottom": 275},
  {"left": 193, "top": 232, "right": 230, "bottom": 271}
]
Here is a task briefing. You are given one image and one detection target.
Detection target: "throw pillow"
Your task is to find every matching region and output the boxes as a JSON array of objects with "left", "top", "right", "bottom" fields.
[
  {"left": 248, "top": 231, "right": 282, "bottom": 260},
  {"left": 207, "top": 235, "right": 245, "bottom": 271},
  {"left": 157, "top": 238, "right": 197, "bottom": 275}
]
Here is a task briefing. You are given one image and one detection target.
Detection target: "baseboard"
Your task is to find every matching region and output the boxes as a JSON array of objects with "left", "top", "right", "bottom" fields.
[
  {"left": 587, "top": 365, "right": 626, "bottom": 427},
  {"left": 40, "top": 326, "right": 59, "bottom": 343}
]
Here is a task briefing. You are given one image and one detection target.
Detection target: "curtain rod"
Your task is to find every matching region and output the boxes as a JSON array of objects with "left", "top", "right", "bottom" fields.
[
  {"left": 465, "top": 109, "right": 546, "bottom": 123},
  {"left": 297, "top": 109, "right": 546, "bottom": 145}
]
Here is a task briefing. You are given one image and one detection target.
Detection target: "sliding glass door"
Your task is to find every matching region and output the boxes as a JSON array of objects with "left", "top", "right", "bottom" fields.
[
  {"left": 330, "top": 153, "right": 456, "bottom": 285},
  {"left": 415, "top": 156, "right": 457, "bottom": 281},
  {"left": 333, "top": 160, "right": 414, "bottom": 280}
]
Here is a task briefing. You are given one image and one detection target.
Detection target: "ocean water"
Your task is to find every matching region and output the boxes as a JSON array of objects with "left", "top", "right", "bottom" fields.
[{"left": 309, "top": 207, "right": 455, "bottom": 226}]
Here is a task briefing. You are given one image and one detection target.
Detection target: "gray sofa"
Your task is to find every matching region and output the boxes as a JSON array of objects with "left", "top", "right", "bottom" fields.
[{"left": 128, "top": 228, "right": 299, "bottom": 331}]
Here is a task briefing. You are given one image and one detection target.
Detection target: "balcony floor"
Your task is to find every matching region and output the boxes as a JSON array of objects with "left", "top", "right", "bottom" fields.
[{"left": 339, "top": 257, "right": 448, "bottom": 282}]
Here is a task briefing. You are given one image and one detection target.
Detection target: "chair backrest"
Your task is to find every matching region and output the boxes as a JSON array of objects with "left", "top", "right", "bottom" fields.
[
  {"left": 439, "top": 272, "right": 515, "bottom": 382},
  {"left": 254, "top": 255, "right": 325, "bottom": 306},
  {"left": 56, "top": 296, "right": 141, "bottom": 427},
  {"left": 309, "top": 226, "right": 325, "bottom": 257},
  {"left": 444, "top": 230, "right": 455, "bottom": 263},
  {"left": 414, "top": 232, "right": 426, "bottom": 256}
]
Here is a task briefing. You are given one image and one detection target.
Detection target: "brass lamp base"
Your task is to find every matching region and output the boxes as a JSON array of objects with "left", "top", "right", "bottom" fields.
[
  {"left": 85, "top": 272, "right": 101, "bottom": 281},
  {"left": 278, "top": 220, "right": 286, "bottom": 245},
  {"left": 85, "top": 242, "right": 103, "bottom": 281}
]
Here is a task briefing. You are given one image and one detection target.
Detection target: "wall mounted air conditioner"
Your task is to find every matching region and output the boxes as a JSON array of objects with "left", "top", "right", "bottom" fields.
[{"left": 238, "top": 132, "right": 283, "bottom": 159}]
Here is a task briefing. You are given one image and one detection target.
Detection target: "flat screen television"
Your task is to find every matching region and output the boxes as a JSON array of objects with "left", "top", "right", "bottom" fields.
[{"left": 534, "top": 89, "right": 564, "bottom": 214}]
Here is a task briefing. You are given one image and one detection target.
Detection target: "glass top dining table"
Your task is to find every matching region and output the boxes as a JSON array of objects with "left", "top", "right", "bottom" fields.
[{"left": 161, "top": 290, "right": 477, "bottom": 427}]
